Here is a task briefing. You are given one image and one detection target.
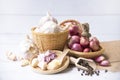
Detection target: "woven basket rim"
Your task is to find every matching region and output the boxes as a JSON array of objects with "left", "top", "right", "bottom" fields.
[
  {"left": 64, "top": 45, "right": 104, "bottom": 58},
  {"left": 69, "top": 47, "right": 104, "bottom": 54},
  {"left": 31, "top": 27, "right": 68, "bottom": 36},
  {"left": 60, "top": 19, "right": 81, "bottom": 26},
  {"left": 59, "top": 19, "right": 83, "bottom": 33}
]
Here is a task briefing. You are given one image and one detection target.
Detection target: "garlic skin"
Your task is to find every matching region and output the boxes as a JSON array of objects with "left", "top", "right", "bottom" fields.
[{"left": 37, "top": 53, "right": 45, "bottom": 62}]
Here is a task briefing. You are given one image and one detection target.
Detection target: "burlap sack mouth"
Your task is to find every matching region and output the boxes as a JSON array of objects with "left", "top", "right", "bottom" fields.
[{"left": 31, "top": 27, "right": 69, "bottom": 52}]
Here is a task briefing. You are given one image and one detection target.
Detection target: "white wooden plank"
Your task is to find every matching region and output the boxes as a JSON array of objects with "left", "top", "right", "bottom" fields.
[
  {"left": 0, "top": 15, "right": 120, "bottom": 35},
  {"left": 0, "top": 0, "right": 120, "bottom": 16}
]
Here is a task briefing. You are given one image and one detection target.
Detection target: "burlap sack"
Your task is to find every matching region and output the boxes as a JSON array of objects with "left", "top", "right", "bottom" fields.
[{"left": 97, "top": 40, "right": 120, "bottom": 72}]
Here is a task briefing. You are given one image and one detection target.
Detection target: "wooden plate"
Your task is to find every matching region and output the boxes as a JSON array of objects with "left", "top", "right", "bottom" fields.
[
  {"left": 31, "top": 50, "right": 70, "bottom": 74},
  {"left": 31, "top": 56, "right": 69, "bottom": 74}
]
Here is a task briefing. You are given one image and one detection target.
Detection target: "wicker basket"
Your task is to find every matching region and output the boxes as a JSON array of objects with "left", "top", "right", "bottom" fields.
[
  {"left": 60, "top": 20, "right": 104, "bottom": 58},
  {"left": 60, "top": 19, "right": 83, "bottom": 34},
  {"left": 31, "top": 27, "right": 69, "bottom": 52}
]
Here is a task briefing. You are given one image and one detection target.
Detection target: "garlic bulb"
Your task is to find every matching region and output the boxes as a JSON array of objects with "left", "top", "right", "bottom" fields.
[
  {"left": 38, "top": 12, "right": 58, "bottom": 26},
  {"left": 20, "top": 35, "right": 39, "bottom": 60},
  {"left": 35, "top": 12, "right": 62, "bottom": 33}
]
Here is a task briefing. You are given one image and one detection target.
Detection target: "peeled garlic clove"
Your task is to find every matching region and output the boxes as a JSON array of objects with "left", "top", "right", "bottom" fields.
[
  {"left": 21, "top": 59, "right": 30, "bottom": 67},
  {"left": 47, "top": 59, "right": 61, "bottom": 70},
  {"left": 31, "top": 58, "right": 39, "bottom": 68},
  {"left": 100, "top": 60, "right": 110, "bottom": 66},
  {"left": 6, "top": 51, "right": 17, "bottom": 61},
  {"left": 38, "top": 61, "right": 47, "bottom": 70}
]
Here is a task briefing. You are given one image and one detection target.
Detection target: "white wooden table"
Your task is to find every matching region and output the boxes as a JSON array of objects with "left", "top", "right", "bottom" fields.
[
  {"left": 0, "top": 0, "right": 120, "bottom": 80},
  {"left": 0, "top": 16, "right": 120, "bottom": 80}
]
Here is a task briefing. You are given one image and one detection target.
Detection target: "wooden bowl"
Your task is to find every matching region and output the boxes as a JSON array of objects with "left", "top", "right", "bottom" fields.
[
  {"left": 30, "top": 50, "right": 70, "bottom": 74},
  {"left": 65, "top": 45, "right": 104, "bottom": 58}
]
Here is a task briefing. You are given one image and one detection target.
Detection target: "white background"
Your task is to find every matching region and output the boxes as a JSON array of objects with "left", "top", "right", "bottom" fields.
[{"left": 0, "top": 0, "right": 120, "bottom": 80}]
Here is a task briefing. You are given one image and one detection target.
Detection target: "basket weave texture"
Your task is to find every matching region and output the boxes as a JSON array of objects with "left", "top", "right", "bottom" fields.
[
  {"left": 31, "top": 27, "right": 69, "bottom": 52},
  {"left": 69, "top": 48, "right": 104, "bottom": 58},
  {"left": 64, "top": 45, "right": 104, "bottom": 58}
]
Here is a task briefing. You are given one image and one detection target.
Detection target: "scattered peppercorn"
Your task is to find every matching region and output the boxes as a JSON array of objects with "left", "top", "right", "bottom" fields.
[
  {"left": 76, "top": 58, "right": 108, "bottom": 76},
  {"left": 77, "top": 68, "right": 80, "bottom": 71},
  {"left": 105, "top": 69, "right": 108, "bottom": 73},
  {"left": 81, "top": 73, "right": 83, "bottom": 76}
]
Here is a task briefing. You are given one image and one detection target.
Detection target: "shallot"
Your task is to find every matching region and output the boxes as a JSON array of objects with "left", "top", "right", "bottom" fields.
[
  {"left": 68, "top": 39, "right": 74, "bottom": 48},
  {"left": 89, "top": 40, "right": 100, "bottom": 51},
  {"left": 83, "top": 48, "right": 91, "bottom": 52},
  {"left": 90, "top": 37, "right": 100, "bottom": 45},
  {"left": 68, "top": 35, "right": 80, "bottom": 48},
  {"left": 71, "top": 43, "right": 83, "bottom": 52},
  {"left": 71, "top": 35, "right": 80, "bottom": 43},
  {"left": 80, "top": 36, "right": 89, "bottom": 47},
  {"left": 69, "top": 26, "right": 79, "bottom": 36},
  {"left": 100, "top": 60, "right": 110, "bottom": 66},
  {"left": 94, "top": 55, "right": 105, "bottom": 63}
]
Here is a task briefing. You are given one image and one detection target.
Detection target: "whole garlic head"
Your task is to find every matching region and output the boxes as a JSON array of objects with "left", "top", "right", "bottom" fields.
[
  {"left": 38, "top": 12, "right": 58, "bottom": 26},
  {"left": 20, "top": 35, "right": 39, "bottom": 60},
  {"left": 35, "top": 12, "right": 63, "bottom": 33},
  {"left": 40, "top": 21, "right": 61, "bottom": 33}
]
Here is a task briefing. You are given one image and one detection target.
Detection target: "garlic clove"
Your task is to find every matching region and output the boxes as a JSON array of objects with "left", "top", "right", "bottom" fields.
[
  {"left": 47, "top": 59, "right": 61, "bottom": 70},
  {"left": 21, "top": 59, "right": 30, "bottom": 67},
  {"left": 6, "top": 51, "right": 17, "bottom": 61},
  {"left": 31, "top": 58, "right": 39, "bottom": 68}
]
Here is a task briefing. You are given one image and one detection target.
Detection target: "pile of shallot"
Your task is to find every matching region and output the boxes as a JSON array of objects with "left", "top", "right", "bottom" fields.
[
  {"left": 94, "top": 55, "right": 110, "bottom": 66},
  {"left": 67, "top": 24, "right": 110, "bottom": 66},
  {"left": 68, "top": 25, "right": 101, "bottom": 52}
]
